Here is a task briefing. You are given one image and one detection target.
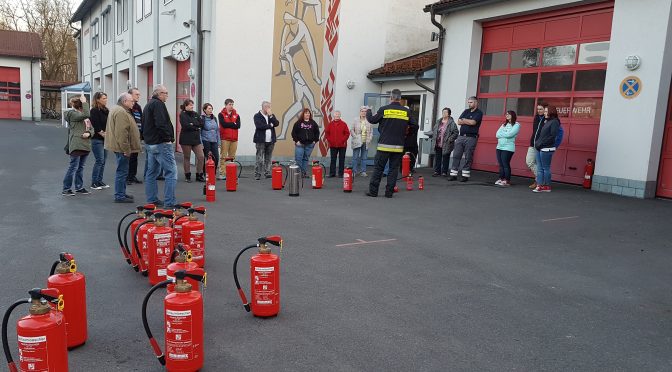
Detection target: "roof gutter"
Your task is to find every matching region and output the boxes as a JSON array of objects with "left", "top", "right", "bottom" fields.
[
  {"left": 428, "top": 4, "right": 445, "bottom": 131},
  {"left": 423, "top": 0, "right": 507, "bottom": 15}
]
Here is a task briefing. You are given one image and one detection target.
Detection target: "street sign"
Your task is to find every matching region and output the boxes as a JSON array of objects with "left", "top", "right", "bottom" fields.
[{"left": 620, "top": 76, "right": 642, "bottom": 99}]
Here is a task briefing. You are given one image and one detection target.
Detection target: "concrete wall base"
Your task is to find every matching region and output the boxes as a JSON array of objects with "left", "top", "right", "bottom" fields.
[{"left": 591, "top": 175, "right": 657, "bottom": 198}]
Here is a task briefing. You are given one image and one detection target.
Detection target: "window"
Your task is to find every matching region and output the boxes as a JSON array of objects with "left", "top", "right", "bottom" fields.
[
  {"left": 480, "top": 98, "right": 505, "bottom": 116},
  {"left": 505, "top": 98, "right": 536, "bottom": 116},
  {"left": 164, "top": 0, "right": 174, "bottom": 4},
  {"left": 538, "top": 98, "right": 571, "bottom": 118},
  {"left": 482, "top": 52, "right": 508, "bottom": 71},
  {"left": 572, "top": 98, "right": 603, "bottom": 119},
  {"left": 510, "top": 48, "right": 539, "bottom": 69},
  {"left": 117, "top": 0, "right": 128, "bottom": 34},
  {"left": 136, "top": 0, "right": 143, "bottom": 21},
  {"left": 542, "top": 45, "right": 577, "bottom": 66},
  {"left": 575, "top": 70, "right": 607, "bottom": 91},
  {"left": 479, "top": 75, "right": 506, "bottom": 93},
  {"left": 144, "top": 0, "right": 152, "bottom": 17},
  {"left": 539, "top": 71, "right": 573, "bottom": 91},
  {"left": 578, "top": 41, "right": 609, "bottom": 64},
  {"left": 508, "top": 73, "right": 538, "bottom": 92},
  {"left": 91, "top": 18, "right": 99, "bottom": 50},
  {"left": 102, "top": 7, "right": 111, "bottom": 44},
  {"left": 0, "top": 80, "right": 21, "bottom": 102}
]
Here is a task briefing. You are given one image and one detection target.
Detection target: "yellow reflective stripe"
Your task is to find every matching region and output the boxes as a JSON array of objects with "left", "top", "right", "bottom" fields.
[
  {"left": 377, "top": 145, "right": 404, "bottom": 152},
  {"left": 383, "top": 109, "right": 409, "bottom": 121}
]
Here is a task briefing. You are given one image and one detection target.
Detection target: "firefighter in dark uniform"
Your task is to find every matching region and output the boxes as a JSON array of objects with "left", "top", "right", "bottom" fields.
[
  {"left": 449, "top": 96, "right": 483, "bottom": 182},
  {"left": 366, "top": 89, "right": 419, "bottom": 198}
]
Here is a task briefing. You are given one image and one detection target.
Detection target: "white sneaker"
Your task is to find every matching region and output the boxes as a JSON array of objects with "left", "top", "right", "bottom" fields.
[
  {"left": 494, "top": 179, "right": 503, "bottom": 185},
  {"left": 360, "top": 172, "right": 368, "bottom": 177}
]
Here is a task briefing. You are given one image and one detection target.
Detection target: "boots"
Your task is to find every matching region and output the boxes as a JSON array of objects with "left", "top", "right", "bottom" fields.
[
  {"left": 185, "top": 172, "right": 192, "bottom": 183},
  {"left": 196, "top": 173, "right": 205, "bottom": 182}
]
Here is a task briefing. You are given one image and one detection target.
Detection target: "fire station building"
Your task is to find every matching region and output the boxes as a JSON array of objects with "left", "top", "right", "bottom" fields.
[{"left": 425, "top": 0, "right": 672, "bottom": 198}]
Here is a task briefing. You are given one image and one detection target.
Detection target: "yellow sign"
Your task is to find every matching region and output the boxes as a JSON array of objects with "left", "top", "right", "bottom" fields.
[{"left": 620, "top": 76, "right": 642, "bottom": 99}]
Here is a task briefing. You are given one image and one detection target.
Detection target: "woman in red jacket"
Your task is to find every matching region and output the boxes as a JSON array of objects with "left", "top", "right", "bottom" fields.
[{"left": 325, "top": 110, "right": 350, "bottom": 177}]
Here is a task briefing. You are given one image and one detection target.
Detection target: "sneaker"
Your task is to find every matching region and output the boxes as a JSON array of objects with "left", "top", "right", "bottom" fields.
[
  {"left": 360, "top": 172, "right": 367, "bottom": 177},
  {"left": 265, "top": 174, "right": 272, "bottom": 179},
  {"left": 494, "top": 179, "right": 503, "bottom": 186},
  {"left": 62, "top": 189, "right": 75, "bottom": 196},
  {"left": 441, "top": 173, "right": 448, "bottom": 177},
  {"left": 126, "top": 179, "right": 134, "bottom": 185},
  {"left": 216, "top": 175, "right": 226, "bottom": 180},
  {"left": 365, "top": 192, "right": 377, "bottom": 197},
  {"left": 541, "top": 185, "right": 552, "bottom": 192},
  {"left": 75, "top": 188, "right": 90, "bottom": 195},
  {"left": 124, "top": 194, "right": 134, "bottom": 200},
  {"left": 130, "top": 177, "right": 143, "bottom": 184},
  {"left": 91, "top": 183, "right": 104, "bottom": 190},
  {"left": 499, "top": 180, "right": 511, "bottom": 187},
  {"left": 459, "top": 177, "right": 469, "bottom": 183},
  {"left": 114, "top": 197, "right": 134, "bottom": 203},
  {"left": 255, "top": 176, "right": 261, "bottom": 180},
  {"left": 532, "top": 186, "right": 543, "bottom": 193},
  {"left": 432, "top": 172, "right": 440, "bottom": 177},
  {"left": 529, "top": 182, "right": 537, "bottom": 189},
  {"left": 149, "top": 200, "right": 164, "bottom": 206},
  {"left": 98, "top": 182, "right": 110, "bottom": 189}
]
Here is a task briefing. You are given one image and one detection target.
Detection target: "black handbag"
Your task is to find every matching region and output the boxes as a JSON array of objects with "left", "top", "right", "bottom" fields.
[{"left": 64, "top": 127, "right": 70, "bottom": 155}]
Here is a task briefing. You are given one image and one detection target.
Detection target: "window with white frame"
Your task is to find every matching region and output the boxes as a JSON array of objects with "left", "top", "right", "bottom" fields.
[
  {"left": 143, "top": 0, "right": 152, "bottom": 17},
  {"left": 137, "top": 0, "right": 152, "bottom": 21},
  {"left": 164, "top": 0, "right": 174, "bottom": 4},
  {"left": 91, "top": 18, "right": 99, "bottom": 50},
  {"left": 102, "top": 7, "right": 111, "bottom": 44},
  {"left": 117, "top": 0, "right": 128, "bottom": 35}
]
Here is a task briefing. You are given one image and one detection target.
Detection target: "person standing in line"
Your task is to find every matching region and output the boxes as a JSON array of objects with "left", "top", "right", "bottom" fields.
[
  {"left": 291, "top": 108, "right": 320, "bottom": 178},
  {"left": 89, "top": 92, "right": 110, "bottom": 190},
  {"left": 431, "top": 107, "right": 459, "bottom": 177},
  {"left": 127, "top": 88, "right": 144, "bottom": 185},
  {"left": 178, "top": 99, "right": 205, "bottom": 183},
  {"left": 449, "top": 96, "right": 483, "bottom": 182},
  {"left": 350, "top": 106, "right": 373, "bottom": 177},
  {"left": 62, "top": 95, "right": 94, "bottom": 196},
  {"left": 533, "top": 106, "right": 560, "bottom": 193},
  {"left": 325, "top": 110, "right": 349, "bottom": 178},
  {"left": 217, "top": 98, "right": 240, "bottom": 180},
  {"left": 201, "top": 103, "right": 220, "bottom": 179},
  {"left": 365, "top": 89, "right": 418, "bottom": 198},
  {"left": 104, "top": 93, "right": 142, "bottom": 203},
  {"left": 252, "top": 101, "right": 279, "bottom": 180},
  {"left": 494, "top": 110, "right": 521, "bottom": 187},
  {"left": 142, "top": 85, "right": 178, "bottom": 207},
  {"left": 527, "top": 104, "right": 545, "bottom": 189}
]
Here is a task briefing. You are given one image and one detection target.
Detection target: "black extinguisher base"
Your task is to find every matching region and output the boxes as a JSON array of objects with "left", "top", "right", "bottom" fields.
[
  {"left": 158, "top": 355, "right": 166, "bottom": 365},
  {"left": 244, "top": 304, "right": 251, "bottom": 312},
  {"left": 141, "top": 270, "right": 148, "bottom": 277}
]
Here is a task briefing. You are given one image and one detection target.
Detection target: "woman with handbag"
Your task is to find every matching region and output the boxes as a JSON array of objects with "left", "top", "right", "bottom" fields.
[
  {"left": 350, "top": 106, "right": 373, "bottom": 177},
  {"left": 62, "top": 94, "right": 94, "bottom": 196},
  {"left": 178, "top": 99, "right": 205, "bottom": 182},
  {"left": 89, "top": 91, "right": 110, "bottom": 190}
]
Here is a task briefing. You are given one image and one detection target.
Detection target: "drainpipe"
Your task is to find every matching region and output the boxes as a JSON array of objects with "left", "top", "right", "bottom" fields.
[
  {"left": 414, "top": 71, "right": 435, "bottom": 94},
  {"left": 153, "top": 0, "right": 160, "bottom": 84},
  {"left": 30, "top": 58, "right": 35, "bottom": 121},
  {"left": 429, "top": 5, "right": 445, "bottom": 131},
  {"left": 197, "top": 0, "right": 203, "bottom": 108}
]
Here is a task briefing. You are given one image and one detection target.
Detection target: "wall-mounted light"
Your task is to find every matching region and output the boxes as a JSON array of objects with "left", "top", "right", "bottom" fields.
[
  {"left": 161, "top": 9, "right": 176, "bottom": 16},
  {"left": 183, "top": 19, "right": 195, "bottom": 28},
  {"left": 346, "top": 80, "right": 356, "bottom": 89},
  {"left": 625, "top": 55, "right": 641, "bottom": 71}
]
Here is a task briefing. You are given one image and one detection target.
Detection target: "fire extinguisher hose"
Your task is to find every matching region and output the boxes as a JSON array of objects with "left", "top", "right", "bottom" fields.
[
  {"left": 2, "top": 298, "right": 29, "bottom": 372},
  {"left": 123, "top": 217, "right": 143, "bottom": 269},
  {"left": 48, "top": 260, "right": 59, "bottom": 276},
  {"left": 117, "top": 211, "right": 137, "bottom": 265},
  {"left": 232, "top": 244, "right": 258, "bottom": 312},
  {"left": 141, "top": 279, "right": 171, "bottom": 366},
  {"left": 133, "top": 220, "right": 153, "bottom": 275}
]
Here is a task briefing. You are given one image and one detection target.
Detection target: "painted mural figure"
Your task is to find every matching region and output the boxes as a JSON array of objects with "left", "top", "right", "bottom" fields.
[
  {"left": 279, "top": 53, "right": 320, "bottom": 140},
  {"left": 277, "top": 12, "right": 322, "bottom": 86}
]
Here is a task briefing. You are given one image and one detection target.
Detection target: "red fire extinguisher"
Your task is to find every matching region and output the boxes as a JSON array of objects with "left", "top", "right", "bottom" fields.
[
  {"left": 142, "top": 269, "right": 206, "bottom": 371},
  {"left": 311, "top": 161, "right": 326, "bottom": 189},
  {"left": 118, "top": 203, "right": 156, "bottom": 270},
  {"left": 204, "top": 153, "right": 216, "bottom": 202},
  {"left": 182, "top": 207, "right": 207, "bottom": 268},
  {"left": 167, "top": 243, "right": 201, "bottom": 292},
  {"left": 224, "top": 157, "right": 239, "bottom": 192},
  {"left": 583, "top": 158, "right": 594, "bottom": 189},
  {"left": 233, "top": 236, "right": 282, "bottom": 317},
  {"left": 406, "top": 176, "right": 414, "bottom": 191},
  {"left": 271, "top": 161, "right": 287, "bottom": 190},
  {"left": 2, "top": 288, "right": 67, "bottom": 372},
  {"left": 172, "top": 202, "right": 193, "bottom": 244},
  {"left": 418, "top": 175, "right": 424, "bottom": 190},
  {"left": 47, "top": 252, "right": 87, "bottom": 349},
  {"left": 133, "top": 210, "right": 161, "bottom": 276},
  {"left": 401, "top": 152, "right": 411, "bottom": 178},
  {"left": 343, "top": 167, "right": 353, "bottom": 193},
  {"left": 147, "top": 212, "right": 175, "bottom": 286}
]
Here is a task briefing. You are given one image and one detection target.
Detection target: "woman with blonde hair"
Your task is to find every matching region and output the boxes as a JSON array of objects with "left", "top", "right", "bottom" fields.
[{"left": 350, "top": 106, "right": 373, "bottom": 176}]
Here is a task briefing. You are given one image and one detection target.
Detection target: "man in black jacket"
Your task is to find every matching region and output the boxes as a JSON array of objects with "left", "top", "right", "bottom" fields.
[
  {"left": 366, "top": 89, "right": 418, "bottom": 198},
  {"left": 526, "top": 104, "right": 545, "bottom": 189},
  {"left": 127, "top": 88, "right": 143, "bottom": 185},
  {"left": 252, "top": 101, "right": 280, "bottom": 180},
  {"left": 449, "top": 96, "right": 483, "bottom": 182},
  {"left": 142, "top": 85, "right": 177, "bottom": 207}
]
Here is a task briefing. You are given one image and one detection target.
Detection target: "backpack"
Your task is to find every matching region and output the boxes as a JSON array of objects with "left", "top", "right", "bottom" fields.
[{"left": 554, "top": 124, "right": 564, "bottom": 148}]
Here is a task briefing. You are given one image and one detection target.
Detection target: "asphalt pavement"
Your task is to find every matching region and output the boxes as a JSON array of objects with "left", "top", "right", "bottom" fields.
[{"left": 1, "top": 119, "right": 671, "bottom": 372}]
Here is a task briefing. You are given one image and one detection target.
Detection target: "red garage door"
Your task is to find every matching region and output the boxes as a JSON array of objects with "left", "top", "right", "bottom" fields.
[
  {"left": 476, "top": 2, "right": 614, "bottom": 184},
  {"left": 0, "top": 67, "right": 21, "bottom": 119},
  {"left": 656, "top": 80, "right": 672, "bottom": 198}
]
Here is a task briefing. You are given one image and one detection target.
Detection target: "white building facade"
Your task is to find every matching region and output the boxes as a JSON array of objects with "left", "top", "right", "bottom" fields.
[
  {"left": 426, "top": 0, "right": 672, "bottom": 198},
  {"left": 0, "top": 30, "right": 43, "bottom": 121},
  {"left": 71, "top": 0, "right": 437, "bottom": 164}
]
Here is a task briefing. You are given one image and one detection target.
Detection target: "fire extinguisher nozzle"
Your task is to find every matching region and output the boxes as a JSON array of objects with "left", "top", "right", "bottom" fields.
[
  {"left": 125, "top": 258, "right": 131, "bottom": 264},
  {"left": 244, "top": 304, "right": 251, "bottom": 312},
  {"left": 132, "top": 265, "right": 139, "bottom": 272},
  {"left": 141, "top": 270, "right": 148, "bottom": 277},
  {"left": 158, "top": 355, "right": 166, "bottom": 365}
]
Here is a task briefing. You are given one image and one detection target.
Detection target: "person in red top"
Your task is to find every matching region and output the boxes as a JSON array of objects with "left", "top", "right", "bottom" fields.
[
  {"left": 217, "top": 98, "right": 241, "bottom": 179},
  {"left": 325, "top": 110, "right": 350, "bottom": 177}
]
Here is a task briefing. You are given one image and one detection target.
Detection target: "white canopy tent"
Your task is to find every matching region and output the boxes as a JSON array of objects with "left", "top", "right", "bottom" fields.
[{"left": 60, "top": 82, "right": 91, "bottom": 127}]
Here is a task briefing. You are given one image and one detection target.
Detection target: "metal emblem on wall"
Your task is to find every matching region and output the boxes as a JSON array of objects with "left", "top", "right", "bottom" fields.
[{"left": 271, "top": 0, "right": 341, "bottom": 157}]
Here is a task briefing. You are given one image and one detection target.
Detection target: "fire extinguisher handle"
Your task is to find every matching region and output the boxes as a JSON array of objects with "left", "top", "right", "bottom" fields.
[
  {"left": 233, "top": 244, "right": 258, "bottom": 312},
  {"left": 141, "top": 279, "right": 171, "bottom": 366},
  {"left": 2, "top": 298, "right": 29, "bottom": 369},
  {"left": 133, "top": 220, "right": 153, "bottom": 273}
]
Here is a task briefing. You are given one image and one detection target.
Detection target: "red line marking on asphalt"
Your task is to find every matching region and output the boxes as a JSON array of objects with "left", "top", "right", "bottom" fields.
[
  {"left": 335, "top": 239, "right": 397, "bottom": 247},
  {"left": 542, "top": 216, "right": 579, "bottom": 222}
]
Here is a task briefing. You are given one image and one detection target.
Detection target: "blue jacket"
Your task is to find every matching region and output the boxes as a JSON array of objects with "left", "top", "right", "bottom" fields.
[{"left": 495, "top": 122, "right": 520, "bottom": 152}]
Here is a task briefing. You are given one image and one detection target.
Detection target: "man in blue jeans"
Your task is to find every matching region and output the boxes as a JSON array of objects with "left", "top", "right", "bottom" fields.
[
  {"left": 104, "top": 93, "right": 142, "bottom": 203},
  {"left": 142, "top": 85, "right": 178, "bottom": 207}
]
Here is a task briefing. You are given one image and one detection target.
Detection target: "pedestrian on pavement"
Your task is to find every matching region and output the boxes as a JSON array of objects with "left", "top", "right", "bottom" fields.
[
  {"left": 201, "top": 103, "right": 220, "bottom": 179},
  {"left": 533, "top": 106, "right": 560, "bottom": 193},
  {"left": 142, "top": 85, "right": 178, "bottom": 207},
  {"left": 291, "top": 108, "right": 320, "bottom": 178},
  {"left": 89, "top": 91, "right": 110, "bottom": 190},
  {"left": 218, "top": 98, "right": 240, "bottom": 180},
  {"left": 62, "top": 94, "right": 94, "bottom": 196},
  {"left": 325, "top": 110, "right": 349, "bottom": 177},
  {"left": 178, "top": 99, "right": 204, "bottom": 183},
  {"left": 494, "top": 110, "right": 521, "bottom": 187},
  {"left": 365, "top": 89, "right": 418, "bottom": 198},
  {"left": 104, "top": 93, "right": 142, "bottom": 203},
  {"left": 431, "top": 107, "right": 458, "bottom": 177},
  {"left": 127, "top": 88, "right": 144, "bottom": 185},
  {"left": 527, "top": 104, "right": 545, "bottom": 189},
  {"left": 449, "top": 96, "right": 483, "bottom": 182},
  {"left": 350, "top": 106, "right": 373, "bottom": 177},
  {"left": 253, "top": 101, "right": 279, "bottom": 180}
]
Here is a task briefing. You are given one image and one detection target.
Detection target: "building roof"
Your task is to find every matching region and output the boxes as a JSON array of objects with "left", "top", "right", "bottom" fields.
[
  {"left": 41, "top": 80, "right": 78, "bottom": 90},
  {"left": 368, "top": 49, "right": 438, "bottom": 78},
  {"left": 423, "top": 0, "right": 503, "bottom": 14},
  {"left": 71, "top": 0, "right": 96, "bottom": 23},
  {"left": 0, "top": 30, "right": 45, "bottom": 59}
]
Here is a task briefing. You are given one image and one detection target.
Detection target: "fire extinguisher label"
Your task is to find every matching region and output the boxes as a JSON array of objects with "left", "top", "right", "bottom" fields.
[
  {"left": 17, "top": 335, "right": 49, "bottom": 372},
  {"left": 311, "top": 175, "right": 316, "bottom": 187},
  {"left": 166, "top": 309, "right": 193, "bottom": 361},
  {"left": 189, "top": 230, "right": 205, "bottom": 260},
  {"left": 254, "top": 266, "right": 276, "bottom": 305},
  {"left": 155, "top": 233, "right": 172, "bottom": 279}
]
